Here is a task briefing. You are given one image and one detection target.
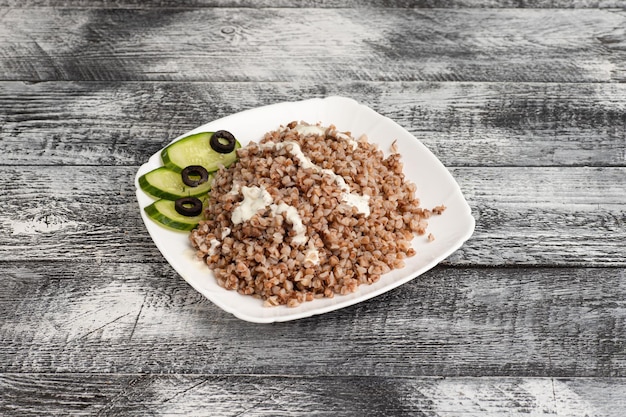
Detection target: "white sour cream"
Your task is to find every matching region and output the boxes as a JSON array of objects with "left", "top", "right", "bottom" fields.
[
  {"left": 229, "top": 185, "right": 311, "bottom": 248},
  {"left": 336, "top": 132, "right": 359, "bottom": 150},
  {"left": 293, "top": 124, "right": 326, "bottom": 137},
  {"left": 270, "top": 202, "right": 307, "bottom": 245},
  {"left": 222, "top": 130, "right": 368, "bottom": 267},
  {"left": 304, "top": 247, "right": 320, "bottom": 265},
  {"left": 228, "top": 182, "right": 242, "bottom": 195},
  {"left": 293, "top": 123, "right": 359, "bottom": 150},
  {"left": 208, "top": 239, "right": 221, "bottom": 256},
  {"left": 342, "top": 192, "right": 371, "bottom": 216},
  {"left": 231, "top": 186, "right": 273, "bottom": 225},
  {"left": 260, "top": 140, "right": 370, "bottom": 216},
  {"left": 208, "top": 226, "right": 231, "bottom": 256}
]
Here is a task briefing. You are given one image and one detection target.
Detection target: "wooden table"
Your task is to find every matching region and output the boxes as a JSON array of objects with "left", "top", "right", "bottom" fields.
[{"left": 2, "top": 1, "right": 625, "bottom": 415}]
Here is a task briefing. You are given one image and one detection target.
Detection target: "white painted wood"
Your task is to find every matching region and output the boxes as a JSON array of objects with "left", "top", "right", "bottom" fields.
[
  {"left": 2, "top": 263, "right": 625, "bottom": 376},
  {"left": 0, "top": 166, "right": 623, "bottom": 264},
  {"left": 0, "top": 8, "right": 624, "bottom": 82},
  {"left": 1, "top": 3, "right": 625, "bottom": 415},
  {"left": 2, "top": 81, "right": 626, "bottom": 167},
  {"left": 2, "top": 0, "right": 624, "bottom": 8},
  {"left": 1, "top": 375, "right": 625, "bottom": 416}
]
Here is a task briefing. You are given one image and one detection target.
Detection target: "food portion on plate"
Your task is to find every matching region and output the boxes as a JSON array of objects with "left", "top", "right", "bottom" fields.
[
  {"left": 138, "top": 130, "right": 241, "bottom": 231},
  {"left": 181, "top": 121, "right": 445, "bottom": 307},
  {"left": 135, "top": 97, "right": 473, "bottom": 322}
]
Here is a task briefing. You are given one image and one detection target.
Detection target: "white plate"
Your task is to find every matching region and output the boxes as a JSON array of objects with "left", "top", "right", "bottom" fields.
[{"left": 135, "top": 96, "right": 475, "bottom": 323}]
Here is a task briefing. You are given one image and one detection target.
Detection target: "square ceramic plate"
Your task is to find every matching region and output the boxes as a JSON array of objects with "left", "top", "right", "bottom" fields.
[{"left": 135, "top": 96, "right": 475, "bottom": 323}]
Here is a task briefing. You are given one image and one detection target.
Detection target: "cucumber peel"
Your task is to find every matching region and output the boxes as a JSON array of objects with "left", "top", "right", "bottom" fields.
[
  {"left": 142, "top": 130, "right": 241, "bottom": 232},
  {"left": 161, "top": 132, "right": 241, "bottom": 173},
  {"left": 144, "top": 198, "right": 208, "bottom": 231},
  {"left": 139, "top": 166, "right": 213, "bottom": 200}
]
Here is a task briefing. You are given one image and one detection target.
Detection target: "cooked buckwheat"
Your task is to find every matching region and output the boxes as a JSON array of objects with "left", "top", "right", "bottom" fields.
[{"left": 189, "top": 122, "right": 443, "bottom": 307}]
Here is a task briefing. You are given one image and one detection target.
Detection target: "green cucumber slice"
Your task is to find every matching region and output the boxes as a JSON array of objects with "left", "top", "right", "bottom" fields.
[
  {"left": 139, "top": 166, "right": 212, "bottom": 200},
  {"left": 161, "top": 132, "right": 241, "bottom": 173},
  {"left": 144, "top": 198, "right": 207, "bottom": 231}
]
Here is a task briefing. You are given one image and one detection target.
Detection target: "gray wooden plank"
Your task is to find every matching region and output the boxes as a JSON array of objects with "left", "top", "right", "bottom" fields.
[
  {"left": 1, "top": 165, "right": 624, "bottom": 265},
  {"left": 2, "top": 0, "right": 624, "bottom": 9},
  {"left": 1, "top": 3, "right": 623, "bottom": 417},
  {"left": 2, "top": 81, "right": 626, "bottom": 167},
  {"left": 2, "top": 263, "right": 625, "bottom": 376},
  {"left": 1, "top": 8, "right": 624, "bottom": 82},
  {"left": 1, "top": 374, "right": 625, "bottom": 416}
]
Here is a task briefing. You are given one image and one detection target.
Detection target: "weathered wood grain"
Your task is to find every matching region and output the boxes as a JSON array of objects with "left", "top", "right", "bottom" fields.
[
  {"left": 2, "top": 262, "right": 625, "bottom": 376},
  {"left": 1, "top": 374, "right": 625, "bottom": 416},
  {"left": 1, "top": 8, "right": 624, "bottom": 82},
  {"left": 3, "top": 0, "right": 624, "bottom": 9},
  {"left": 2, "top": 81, "right": 626, "bottom": 167},
  {"left": 1, "top": 3, "right": 624, "bottom": 415},
  {"left": 0, "top": 166, "right": 623, "bottom": 265}
]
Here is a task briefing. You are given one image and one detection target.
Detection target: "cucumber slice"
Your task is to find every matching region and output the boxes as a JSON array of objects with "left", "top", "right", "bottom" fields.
[
  {"left": 144, "top": 198, "right": 207, "bottom": 231},
  {"left": 139, "top": 166, "right": 212, "bottom": 200},
  {"left": 161, "top": 132, "right": 241, "bottom": 173}
]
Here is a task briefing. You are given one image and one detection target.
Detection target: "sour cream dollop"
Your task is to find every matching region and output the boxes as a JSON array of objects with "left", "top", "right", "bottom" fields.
[{"left": 260, "top": 140, "right": 370, "bottom": 216}]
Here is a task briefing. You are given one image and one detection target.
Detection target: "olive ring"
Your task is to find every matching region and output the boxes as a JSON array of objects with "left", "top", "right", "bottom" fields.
[
  {"left": 175, "top": 197, "right": 203, "bottom": 217},
  {"left": 210, "top": 130, "right": 237, "bottom": 154},
  {"left": 181, "top": 165, "right": 209, "bottom": 187}
]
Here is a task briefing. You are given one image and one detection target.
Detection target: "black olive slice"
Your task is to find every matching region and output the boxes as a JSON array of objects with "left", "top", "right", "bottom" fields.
[
  {"left": 181, "top": 165, "right": 209, "bottom": 187},
  {"left": 175, "top": 197, "right": 203, "bottom": 217},
  {"left": 210, "top": 130, "right": 236, "bottom": 154}
]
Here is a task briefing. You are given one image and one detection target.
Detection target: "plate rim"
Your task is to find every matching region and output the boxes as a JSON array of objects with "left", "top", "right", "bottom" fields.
[{"left": 135, "top": 95, "right": 475, "bottom": 323}]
